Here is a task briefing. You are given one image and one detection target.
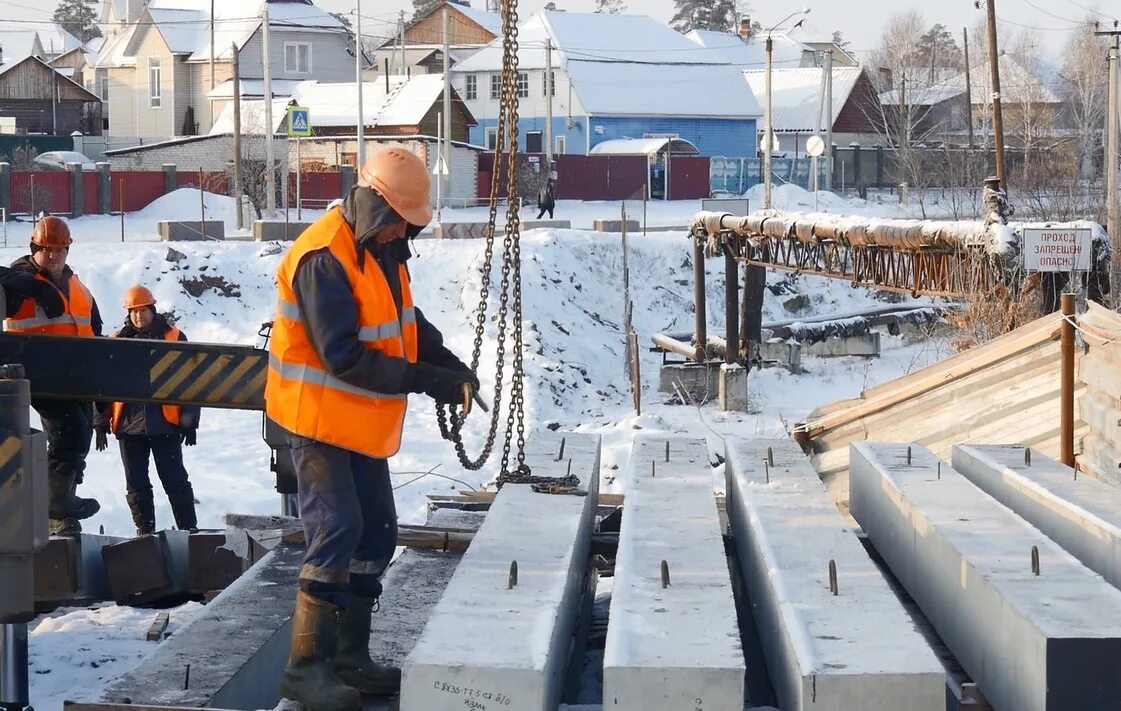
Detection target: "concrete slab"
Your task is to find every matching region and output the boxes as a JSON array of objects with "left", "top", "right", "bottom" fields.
[
  {"left": 851, "top": 442, "right": 1121, "bottom": 711},
  {"left": 800, "top": 332, "right": 881, "bottom": 358},
  {"left": 252, "top": 220, "right": 313, "bottom": 242},
  {"left": 35, "top": 533, "right": 122, "bottom": 607},
  {"left": 725, "top": 438, "right": 944, "bottom": 711},
  {"left": 400, "top": 431, "right": 600, "bottom": 711},
  {"left": 99, "top": 544, "right": 304, "bottom": 710},
  {"left": 603, "top": 435, "right": 744, "bottom": 710},
  {"left": 158, "top": 220, "right": 225, "bottom": 241},
  {"left": 592, "top": 219, "right": 639, "bottom": 232},
  {"left": 952, "top": 444, "right": 1121, "bottom": 592}
]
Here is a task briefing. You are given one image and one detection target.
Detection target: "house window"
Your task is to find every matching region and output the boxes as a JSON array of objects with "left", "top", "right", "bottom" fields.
[
  {"left": 148, "top": 57, "right": 161, "bottom": 108},
  {"left": 465, "top": 74, "right": 477, "bottom": 100},
  {"left": 543, "top": 70, "right": 555, "bottom": 97},
  {"left": 516, "top": 72, "right": 528, "bottom": 98},
  {"left": 485, "top": 127, "right": 498, "bottom": 149},
  {"left": 555, "top": 135, "right": 566, "bottom": 154},
  {"left": 284, "top": 42, "right": 311, "bottom": 74},
  {"left": 490, "top": 74, "right": 500, "bottom": 100},
  {"left": 526, "top": 131, "right": 542, "bottom": 153}
]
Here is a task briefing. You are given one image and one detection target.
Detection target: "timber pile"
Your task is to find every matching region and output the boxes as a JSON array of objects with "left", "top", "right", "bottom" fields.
[{"left": 1077, "top": 303, "right": 1121, "bottom": 485}]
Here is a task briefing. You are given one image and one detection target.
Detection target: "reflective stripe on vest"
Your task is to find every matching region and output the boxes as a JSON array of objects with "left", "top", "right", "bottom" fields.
[
  {"left": 4, "top": 273, "right": 95, "bottom": 336},
  {"left": 109, "top": 326, "right": 183, "bottom": 433},
  {"left": 265, "top": 208, "right": 418, "bottom": 459}
]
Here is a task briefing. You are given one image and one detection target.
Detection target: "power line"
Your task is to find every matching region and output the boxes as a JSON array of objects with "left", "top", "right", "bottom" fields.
[
  {"left": 1062, "top": 0, "right": 1120, "bottom": 23},
  {"left": 1019, "top": 0, "right": 1087, "bottom": 25}
]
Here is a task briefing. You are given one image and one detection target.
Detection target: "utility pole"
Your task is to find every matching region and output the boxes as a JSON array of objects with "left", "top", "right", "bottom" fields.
[
  {"left": 232, "top": 42, "right": 243, "bottom": 230},
  {"left": 398, "top": 10, "right": 406, "bottom": 77},
  {"left": 1103, "top": 35, "right": 1119, "bottom": 293},
  {"left": 824, "top": 47, "right": 833, "bottom": 190},
  {"left": 764, "top": 34, "right": 773, "bottom": 209},
  {"left": 442, "top": 3, "right": 451, "bottom": 209},
  {"left": 545, "top": 38, "right": 553, "bottom": 172},
  {"left": 963, "top": 27, "right": 975, "bottom": 150},
  {"left": 901, "top": 75, "right": 908, "bottom": 147},
  {"left": 984, "top": 0, "right": 1007, "bottom": 186},
  {"left": 356, "top": 0, "right": 365, "bottom": 170},
  {"left": 209, "top": 0, "right": 215, "bottom": 95},
  {"left": 263, "top": 4, "right": 275, "bottom": 213}
]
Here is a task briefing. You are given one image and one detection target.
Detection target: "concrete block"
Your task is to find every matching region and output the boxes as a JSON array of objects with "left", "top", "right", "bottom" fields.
[
  {"left": 518, "top": 219, "right": 570, "bottom": 231},
  {"left": 756, "top": 339, "right": 802, "bottom": 372},
  {"left": 726, "top": 438, "right": 945, "bottom": 711},
  {"left": 401, "top": 431, "right": 600, "bottom": 711},
  {"left": 592, "top": 219, "right": 639, "bottom": 232},
  {"left": 850, "top": 442, "right": 1121, "bottom": 711},
  {"left": 253, "top": 220, "right": 313, "bottom": 242},
  {"left": 952, "top": 444, "right": 1121, "bottom": 593},
  {"left": 158, "top": 220, "right": 225, "bottom": 241},
  {"left": 100, "top": 530, "right": 189, "bottom": 605},
  {"left": 187, "top": 531, "right": 247, "bottom": 594},
  {"left": 604, "top": 436, "right": 744, "bottom": 710},
  {"left": 34, "top": 533, "right": 121, "bottom": 605},
  {"left": 99, "top": 543, "right": 303, "bottom": 710},
  {"left": 659, "top": 362, "right": 717, "bottom": 402},
  {"left": 718, "top": 362, "right": 749, "bottom": 412},
  {"left": 800, "top": 332, "right": 881, "bottom": 358}
]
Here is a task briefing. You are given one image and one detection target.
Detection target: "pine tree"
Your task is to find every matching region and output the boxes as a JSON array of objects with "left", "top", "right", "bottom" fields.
[
  {"left": 595, "top": 0, "right": 626, "bottom": 14},
  {"left": 52, "top": 0, "right": 101, "bottom": 44},
  {"left": 670, "top": 0, "right": 735, "bottom": 33},
  {"left": 411, "top": 0, "right": 441, "bottom": 22}
]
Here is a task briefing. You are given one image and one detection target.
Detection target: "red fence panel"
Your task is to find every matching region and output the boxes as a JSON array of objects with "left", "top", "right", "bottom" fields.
[
  {"left": 177, "top": 171, "right": 228, "bottom": 195},
  {"left": 82, "top": 172, "right": 99, "bottom": 215},
  {"left": 298, "top": 171, "right": 342, "bottom": 204},
  {"left": 110, "top": 171, "right": 165, "bottom": 212},
  {"left": 10, "top": 171, "right": 71, "bottom": 215},
  {"left": 668, "top": 157, "right": 711, "bottom": 200}
]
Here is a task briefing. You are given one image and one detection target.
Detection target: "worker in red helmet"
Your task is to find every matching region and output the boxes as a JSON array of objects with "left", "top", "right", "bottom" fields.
[
  {"left": 5, "top": 214, "right": 104, "bottom": 535},
  {"left": 266, "top": 146, "right": 477, "bottom": 709},
  {"left": 93, "top": 286, "right": 200, "bottom": 536}
]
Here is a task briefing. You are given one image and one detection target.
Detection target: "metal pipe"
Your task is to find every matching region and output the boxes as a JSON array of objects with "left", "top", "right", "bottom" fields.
[
  {"left": 650, "top": 333, "right": 698, "bottom": 361},
  {"left": 692, "top": 237, "right": 707, "bottom": 362},
  {"left": 1060, "top": 293, "right": 1075, "bottom": 467},
  {"left": 0, "top": 623, "right": 28, "bottom": 709},
  {"left": 984, "top": 0, "right": 1007, "bottom": 186},
  {"left": 724, "top": 245, "right": 739, "bottom": 364}
]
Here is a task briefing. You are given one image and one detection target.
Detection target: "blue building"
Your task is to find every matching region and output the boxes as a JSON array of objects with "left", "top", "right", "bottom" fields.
[{"left": 450, "top": 11, "right": 760, "bottom": 157}]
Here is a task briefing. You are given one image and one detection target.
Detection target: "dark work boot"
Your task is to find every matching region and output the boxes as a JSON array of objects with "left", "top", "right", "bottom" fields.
[
  {"left": 126, "top": 492, "right": 156, "bottom": 536},
  {"left": 168, "top": 485, "right": 199, "bottom": 533},
  {"left": 335, "top": 599, "right": 401, "bottom": 696},
  {"left": 49, "top": 518, "right": 82, "bottom": 536},
  {"left": 47, "top": 471, "right": 100, "bottom": 521},
  {"left": 279, "top": 592, "right": 362, "bottom": 711}
]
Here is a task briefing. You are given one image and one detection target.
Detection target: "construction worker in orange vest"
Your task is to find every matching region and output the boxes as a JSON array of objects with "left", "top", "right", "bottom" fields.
[
  {"left": 266, "top": 147, "right": 477, "bottom": 709},
  {"left": 93, "top": 286, "right": 200, "bottom": 536},
  {"left": 6, "top": 215, "right": 104, "bottom": 535}
]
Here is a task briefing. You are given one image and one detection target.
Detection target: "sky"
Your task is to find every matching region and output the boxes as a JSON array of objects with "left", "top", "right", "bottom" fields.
[{"left": 5, "top": 0, "right": 1117, "bottom": 61}]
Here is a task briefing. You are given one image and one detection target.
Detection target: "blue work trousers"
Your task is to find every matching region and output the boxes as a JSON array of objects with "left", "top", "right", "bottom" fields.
[{"left": 289, "top": 435, "right": 398, "bottom": 608}]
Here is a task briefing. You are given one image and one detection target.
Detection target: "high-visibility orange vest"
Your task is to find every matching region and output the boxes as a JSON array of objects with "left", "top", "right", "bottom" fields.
[
  {"left": 109, "top": 326, "right": 182, "bottom": 433},
  {"left": 4, "top": 272, "right": 95, "bottom": 336},
  {"left": 265, "top": 207, "right": 418, "bottom": 458}
]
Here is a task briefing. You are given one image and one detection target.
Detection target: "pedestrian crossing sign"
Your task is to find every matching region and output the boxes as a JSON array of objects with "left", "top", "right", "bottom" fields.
[{"left": 287, "top": 106, "right": 311, "bottom": 137}]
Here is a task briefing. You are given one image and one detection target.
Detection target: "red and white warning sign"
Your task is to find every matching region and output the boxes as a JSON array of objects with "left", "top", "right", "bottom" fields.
[{"left": 1021, "top": 228, "right": 1092, "bottom": 272}]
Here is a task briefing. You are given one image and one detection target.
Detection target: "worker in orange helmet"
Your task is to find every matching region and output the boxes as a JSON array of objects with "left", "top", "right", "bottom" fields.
[
  {"left": 93, "top": 286, "right": 201, "bottom": 536},
  {"left": 5, "top": 215, "right": 104, "bottom": 535},
  {"left": 266, "top": 146, "right": 477, "bottom": 709}
]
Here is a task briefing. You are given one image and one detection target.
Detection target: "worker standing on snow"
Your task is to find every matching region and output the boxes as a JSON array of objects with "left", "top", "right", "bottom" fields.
[
  {"left": 93, "top": 286, "right": 200, "bottom": 537},
  {"left": 536, "top": 177, "right": 556, "bottom": 219},
  {"left": 5, "top": 215, "right": 103, "bottom": 535},
  {"left": 266, "top": 146, "right": 478, "bottom": 708}
]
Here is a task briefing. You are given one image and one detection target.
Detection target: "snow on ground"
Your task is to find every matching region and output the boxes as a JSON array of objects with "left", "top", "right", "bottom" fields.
[{"left": 19, "top": 189, "right": 955, "bottom": 709}]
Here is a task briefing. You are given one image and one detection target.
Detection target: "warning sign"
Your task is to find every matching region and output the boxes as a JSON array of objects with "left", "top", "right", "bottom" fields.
[
  {"left": 287, "top": 106, "right": 311, "bottom": 137},
  {"left": 1022, "top": 228, "right": 1092, "bottom": 272}
]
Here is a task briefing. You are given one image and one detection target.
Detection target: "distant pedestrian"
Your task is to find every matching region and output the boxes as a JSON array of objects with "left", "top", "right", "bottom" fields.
[
  {"left": 536, "top": 179, "right": 555, "bottom": 219},
  {"left": 94, "top": 286, "right": 200, "bottom": 536}
]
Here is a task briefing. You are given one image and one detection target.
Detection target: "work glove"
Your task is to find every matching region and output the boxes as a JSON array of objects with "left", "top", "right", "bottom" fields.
[
  {"left": 94, "top": 425, "right": 108, "bottom": 452},
  {"left": 415, "top": 363, "right": 479, "bottom": 406},
  {"left": 181, "top": 428, "right": 197, "bottom": 447},
  {"left": 0, "top": 270, "right": 64, "bottom": 318}
]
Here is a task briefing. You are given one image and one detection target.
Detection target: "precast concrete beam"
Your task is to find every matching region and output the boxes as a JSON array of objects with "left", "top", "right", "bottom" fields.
[
  {"left": 726, "top": 438, "right": 944, "bottom": 711},
  {"left": 851, "top": 442, "right": 1121, "bottom": 711},
  {"left": 953, "top": 444, "right": 1121, "bottom": 592},
  {"left": 400, "top": 432, "right": 601, "bottom": 711},
  {"left": 603, "top": 435, "right": 744, "bottom": 710}
]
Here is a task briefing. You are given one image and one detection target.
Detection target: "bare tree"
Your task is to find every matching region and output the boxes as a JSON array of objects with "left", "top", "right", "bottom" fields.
[{"left": 1059, "top": 20, "right": 1109, "bottom": 179}]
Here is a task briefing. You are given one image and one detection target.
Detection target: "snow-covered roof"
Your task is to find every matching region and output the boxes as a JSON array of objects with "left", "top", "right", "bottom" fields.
[
  {"left": 148, "top": 8, "right": 208, "bottom": 54},
  {"left": 9, "top": 22, "right": 85, "bottom": 56},
  {"left": 209, "top": 97, "right": 292, "bottom": 134},
  {"left": 91, "top": 22, "right": 138, "bottom": 67},
  {"left": 452, "top": 11, "right": 761, "bottom": 119},
  {"left": 880, "top": 53, "right": 1061, "bottom": 107},
  {"left": 743, "top": 67, "right": 864, "bottom": 133},
  {"left": 590, "top": 137, "right": 699, "bottom": 155},
  {"left": 684, "top": 29, "right": 812, "bottom": 69},
  {"left": 207, "top": 78, "right": 309, "bottom": 99},
  {"left": 0, "top": 31, "right": 43, "bottom": 64},
  {"left": 454, "top": 4, "right": 501, "bottom": 36}
]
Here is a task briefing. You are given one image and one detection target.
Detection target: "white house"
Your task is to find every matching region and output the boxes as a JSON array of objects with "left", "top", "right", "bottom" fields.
[
  {"left": 93, "top": 0, "right": 362, "bottom": 139},
  {"left": 450, "top": 11, "right": 761, "bottom": 157}
]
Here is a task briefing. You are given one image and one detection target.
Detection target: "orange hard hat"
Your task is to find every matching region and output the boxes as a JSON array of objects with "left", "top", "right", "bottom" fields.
[
  {"left": 31, "top": 216, "right": 72, "bottom": 248},
  {"left": 123, "top": 285, "right": 156, "bottom": 310},
  {"left": 358, "top": 147, "right": 433, "bottom": 227}
]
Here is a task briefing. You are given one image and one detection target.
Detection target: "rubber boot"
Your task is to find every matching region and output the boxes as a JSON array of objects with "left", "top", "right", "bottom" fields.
[
  {"left": 126, "top": 492, "right": 156, "bottom": 536},
  {"left": 279, "top": 591, "right": 362, "bottom": 711},
  {"left": 168, "top": 484, "right": 199, "bottom": 533},
  {"left": 335, "top": 599, "right": 401, "bottom": 696},
  {"left": 47, "top": 471, "right": 100, "bottom": 521}
]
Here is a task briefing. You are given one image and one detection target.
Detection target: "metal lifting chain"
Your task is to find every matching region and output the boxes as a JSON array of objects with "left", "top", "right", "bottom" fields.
[{"left": 436, "top": 0, "right": 530, "bottom": 484}]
